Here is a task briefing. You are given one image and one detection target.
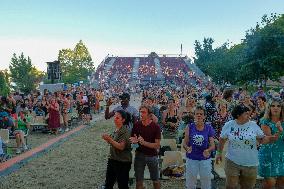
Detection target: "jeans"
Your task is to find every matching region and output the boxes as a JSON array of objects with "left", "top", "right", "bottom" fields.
[
  {"left": 186, "top": 158, "right": 212, "bottom": 189},
  {"left": 105, "top": 159, "right": 131, "bottom": 189}
]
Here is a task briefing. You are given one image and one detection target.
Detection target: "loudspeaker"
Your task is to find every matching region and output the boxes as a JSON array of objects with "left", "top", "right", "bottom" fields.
[{"left": 47, "top": 61, "right": 61, "bottom": 80}]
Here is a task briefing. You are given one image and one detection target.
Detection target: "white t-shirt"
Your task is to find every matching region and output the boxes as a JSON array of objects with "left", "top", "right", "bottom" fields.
[{"left": 220, "top": 120, "right": 264, "bottom": 166}]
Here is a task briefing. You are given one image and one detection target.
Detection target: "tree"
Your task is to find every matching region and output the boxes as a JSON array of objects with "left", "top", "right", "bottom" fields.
[
  {"left": 194, "top": 38, "right": 214, "bottom": 75},
  {"left": 58, "top": 40, "right": 95, "bottom": 84},
  {"left": 9, "top": 53, "right": 44, "bottom": 94},
  {"left": 193, "top": 14, "right": 284, "bottom": 85},
  {"left": 0, "top": 70, "right": 10, "bottom": 96},
  {"left": 242, "top": 13, "right": 284, "bottom": 85},
  {"left": 194, "top": 38, "right": 238, "bottom": 83}
]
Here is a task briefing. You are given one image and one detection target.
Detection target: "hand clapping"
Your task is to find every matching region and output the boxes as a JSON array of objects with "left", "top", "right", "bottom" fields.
[
  {"left": 129, "top": 134, "right": 145, "bottom": 146},
  {"left": 129, "top": 134, "right": 139, "bottom": 144},
  {"left": 137, "top": 135, "right": 145, "bottom": 146},
  {"left": 102, "top": 134, "right": 112, "bottom": 143}
]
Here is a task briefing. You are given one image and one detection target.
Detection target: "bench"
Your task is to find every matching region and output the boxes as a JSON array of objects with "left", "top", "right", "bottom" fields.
[{"left": 30, "top": 116, "right": 48, "bottom": 132}]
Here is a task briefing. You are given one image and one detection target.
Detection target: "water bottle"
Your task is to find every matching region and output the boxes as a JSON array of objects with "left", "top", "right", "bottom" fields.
[{"left": 131, "top": 143, "right": 139, "bottom": 150}]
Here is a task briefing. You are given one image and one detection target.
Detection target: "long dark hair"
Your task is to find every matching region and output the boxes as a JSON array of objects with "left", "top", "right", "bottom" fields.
[{"left": 116, "top": 110, "right": 130, "bottom": 126}]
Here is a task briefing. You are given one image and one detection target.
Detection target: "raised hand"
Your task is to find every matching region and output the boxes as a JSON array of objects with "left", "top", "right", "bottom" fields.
[{"left": 106, "top": 98, "right": 113, "bottom": 106}]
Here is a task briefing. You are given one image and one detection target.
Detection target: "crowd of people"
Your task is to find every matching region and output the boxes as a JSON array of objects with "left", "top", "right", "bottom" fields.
[
  {"left": 0, "top": 87, "right": 105, "bottom": 155},
  {"left": 94, "top": 56, "right": 194, "bottom": 86},
  {"left": 100, "top": 82, "right": 284, "bottom": 189},
  {"left": 1, "top": 76, "right": 284, "bottom": 189}
]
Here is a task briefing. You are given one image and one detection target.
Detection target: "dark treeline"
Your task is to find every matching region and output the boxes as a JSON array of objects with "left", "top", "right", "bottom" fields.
[{"left": 194, "top": 13, "right": 284, "bottom": 86}]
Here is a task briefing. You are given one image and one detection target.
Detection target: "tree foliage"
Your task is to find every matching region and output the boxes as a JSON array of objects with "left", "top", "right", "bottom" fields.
[
  {"left": 58, "top": 40, "right": 95, "bottom": 84},
  {"left": 9, "top": 53, "right": 44, "bottom": 94},
  {"left": 0, "top": 70, "right": 10, "bottom": 96},
  {"left": 242, "top": 13, "right": 284, "bottom": 83},
  {"left": 194, "top": 13, "right": 284, "bottom": 85}
]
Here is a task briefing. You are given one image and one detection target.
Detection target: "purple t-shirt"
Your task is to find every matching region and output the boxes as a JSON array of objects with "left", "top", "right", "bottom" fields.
[{"left": 186, "top": 123, "right": 215, "bottom": 160}]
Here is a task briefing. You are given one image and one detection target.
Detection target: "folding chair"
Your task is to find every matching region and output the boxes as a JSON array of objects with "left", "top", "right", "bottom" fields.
[
  {"left": 162, "top": 151, "right": 184, "bottom": 170},
  {"left": 160, "top": 138, "right": 177, "bottom": 151},
  {"left": 0, "top": 129, "right": 10, "bottom": 154},
  {"left": 0, "top": 129, "right": 10, "bottom": 144}
]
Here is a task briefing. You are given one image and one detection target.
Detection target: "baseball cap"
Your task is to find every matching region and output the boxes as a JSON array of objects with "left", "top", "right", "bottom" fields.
[
  {"left": 0, "top": 111, "right": 9, "bottom": 121},
  {"left": 119, "top": 93, "right": 130, "bottom": 100}
]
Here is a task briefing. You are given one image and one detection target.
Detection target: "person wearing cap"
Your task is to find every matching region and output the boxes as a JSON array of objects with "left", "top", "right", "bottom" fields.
[{"left": 105, "top": 92, "right": 139, "bottom": 130}]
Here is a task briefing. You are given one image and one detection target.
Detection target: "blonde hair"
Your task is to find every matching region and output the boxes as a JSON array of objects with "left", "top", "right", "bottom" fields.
[{"left": 263, "top": 97, "right": 284, "bottom": 121}]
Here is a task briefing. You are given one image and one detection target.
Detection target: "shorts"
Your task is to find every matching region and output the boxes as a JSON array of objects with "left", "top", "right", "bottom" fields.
[
  {"left": 134, "top": 151, "right": 159, "bottom": 181},
  {"left": 225, "top": 158, "right": 257, "bottom": 188}
]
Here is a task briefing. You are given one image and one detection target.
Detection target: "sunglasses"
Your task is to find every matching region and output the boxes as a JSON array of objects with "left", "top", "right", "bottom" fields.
[{"left": 271, "top": 104, "right": 281, "bottom": 108}]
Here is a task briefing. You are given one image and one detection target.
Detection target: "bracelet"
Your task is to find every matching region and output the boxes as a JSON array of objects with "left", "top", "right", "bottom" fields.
[{"left": 216, "top": 150, "right": 222, "bottom": 155}]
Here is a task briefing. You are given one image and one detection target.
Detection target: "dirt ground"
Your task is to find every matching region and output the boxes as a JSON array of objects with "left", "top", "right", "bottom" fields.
[{"left": 0, "top": 98, "right": 263, "bottom": 189}]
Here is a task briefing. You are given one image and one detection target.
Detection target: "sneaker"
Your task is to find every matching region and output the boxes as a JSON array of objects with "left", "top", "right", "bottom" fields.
[
  {"left": 23, "top": 145, "right": 28, "bottom": 151},
  {"left": 16, "top": 148, "right": 21, "bottom": 154},
  {"left": 65, "top": 128, "right": 70, "bottom": 132}
]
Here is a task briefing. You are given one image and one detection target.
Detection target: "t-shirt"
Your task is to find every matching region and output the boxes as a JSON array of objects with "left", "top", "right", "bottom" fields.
[
  {"left": 220, "top": 120, "right": 264, "bottom": 166},
  {"left": 109, "top": 125, "right": 132, "bottom": 162},
  {"left": 131, "top": 121, "right": 161, "bottom": 156},
  {"left": 186, "top": 123, "right": 215, "bottom": 160},
  {"left": 17, "top": 118, "right": 29, "bottom": 132}
]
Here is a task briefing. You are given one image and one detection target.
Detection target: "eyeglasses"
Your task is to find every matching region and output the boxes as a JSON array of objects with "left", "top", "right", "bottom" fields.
[{"left": 271, "top": 104, "right": 281, "bottom": 108}]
